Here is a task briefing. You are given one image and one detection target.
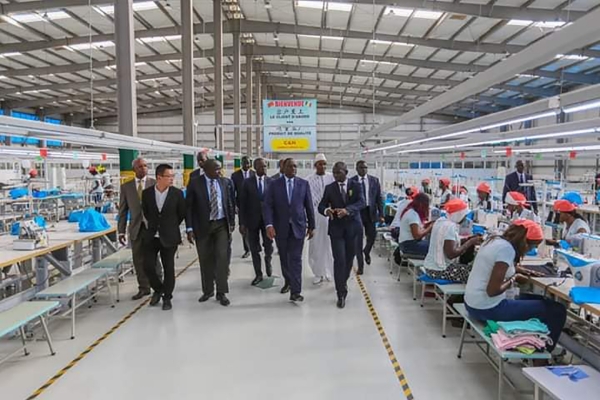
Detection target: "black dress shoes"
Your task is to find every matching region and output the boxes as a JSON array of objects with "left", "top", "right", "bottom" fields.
[
  {"left": 266, "top": 264, "right": 273, "bottom": 277},
  {"left": 365, "top": 253, "right": 371, "bottom": 265},
  {"left": 290, "top": 293, "right": 304, "bottom": 302},
  {"left": 337, "top": 296, "right": 346, "bottom": 309},
  {"left": 149, "top": 292, "right": 162, "bottom": 306},
  {"left": 216, "top": 293, "right": 230, "bottom": 306},
  {"left": 162, "top": 298, "right": 172, "bottom": 311},
  {"left": 357, "top": 268, "right": 364, "bottom": 276},
  {"left": 241, "top": 251, "right": 250, "bottom": 259},
  {"left": 198, "top": 293, "right": 214, "bottom": 303},
  {"left": 280, "top": 284, "right": 291, "bottom": 294},
  {"left": 132, "top": 290, "right": 151, "bottom": 300},
  {"left": 251, "top": 276, "right": 264, "bottom": 286}
]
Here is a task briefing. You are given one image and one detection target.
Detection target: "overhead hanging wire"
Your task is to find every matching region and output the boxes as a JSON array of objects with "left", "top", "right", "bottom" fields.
[{"left": 87, "top": 0, "right": 95, "bottom": 129}]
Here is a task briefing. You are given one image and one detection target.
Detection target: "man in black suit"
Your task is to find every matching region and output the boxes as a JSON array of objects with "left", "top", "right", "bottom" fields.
[
  {"left": 239, "top": 158, "right": 273, "bottom": 285},
  {"left": 318, "top": 162, "right": 365, "bottom": 309},
  {"left": 350, "top": 160, "right": 383, "bottom": 274},
  {"left": 231, "top": 156, "right": 255, "bottom": 259},
  {"left": 502, "top": 159, "right": 537, "bottom": 212},
  {"left": 189, "top": 150, "right": 209, "bottom": 180},
  {"left": 186, "top": 159, "right": 236, "bottom": 306},
  {"left": 141, "top": 164, "right": 186, "bottom": 311},
  {"left": 270, "top": 158, "right": 286, "bottom": 180}
]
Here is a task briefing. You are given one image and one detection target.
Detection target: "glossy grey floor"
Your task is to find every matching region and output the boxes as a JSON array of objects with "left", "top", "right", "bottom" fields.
[{"left": 0, "top": 237, "right": 524, "bottom": 400}]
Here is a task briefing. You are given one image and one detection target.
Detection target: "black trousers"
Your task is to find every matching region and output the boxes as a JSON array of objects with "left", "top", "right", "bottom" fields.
[
  {"left": 143, "top": 237, "right": 177, "bottom": 300},
  {"left": 356, "top": 208, "right": 376, "bottom": 269},
  {"left": 276, "top": 227, "right": 304, "bottom": 295},
  {"left": 330, "top": 230, "right": 357, "bottom": 297},
  {"left": 247, "top": 221, "right": 273, "bottom": 277},
  {"left": 196, "top": 219, "right": 231, "bottom": 295},
  {"left": 240, "top": 230, "right": 250, "bottom": 253}
]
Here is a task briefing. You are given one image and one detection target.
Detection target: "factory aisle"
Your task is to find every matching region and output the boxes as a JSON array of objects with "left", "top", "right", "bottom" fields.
[{"left": 1, "top": 238, "right": 523, "bottom": 400}]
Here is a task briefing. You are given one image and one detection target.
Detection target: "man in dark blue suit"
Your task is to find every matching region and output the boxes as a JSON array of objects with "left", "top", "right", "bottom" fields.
[
  {"left": 350, "top": 160, "right": 384, "bottom": 274},
  {"left": 502, "top": 159, "right": 538, "bottom": 213},
  {"left": 239, "top": 158, "right": 273, "bottom": 285},
  {"left": 231, "top": 156, "right": 255, "bottom": 259},
  {"left": 318, "top": 162, "right": 365, "bottom": 309},
  {"left": 263, "top": 158, "right": 315, "bottom": 302}
]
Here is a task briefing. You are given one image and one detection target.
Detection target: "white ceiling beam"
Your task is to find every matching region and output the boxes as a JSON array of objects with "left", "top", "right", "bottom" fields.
[{"left": 344, "top": 7, "right": 600, "bottom": 149}]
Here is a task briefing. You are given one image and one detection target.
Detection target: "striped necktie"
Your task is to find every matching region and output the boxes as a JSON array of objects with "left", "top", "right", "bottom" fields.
[{"left": 210, "top": 179, "right": 219, "bottom": 220}]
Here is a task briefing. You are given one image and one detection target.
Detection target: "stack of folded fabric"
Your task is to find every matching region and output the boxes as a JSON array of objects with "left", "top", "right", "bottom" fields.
[{"left": 484, "top": 319, "right": 551, "bottom": 354}]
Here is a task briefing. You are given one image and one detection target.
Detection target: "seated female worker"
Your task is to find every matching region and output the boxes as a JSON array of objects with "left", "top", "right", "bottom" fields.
[
  {"left": 476, "top": 182, "right": 492, "bottom": 212},
  {"left": 465, "top": 219, "right": 567, "bottom": 360},
  {"left": 505, "top": 191, "right": 538, "bottom": 222},
  {"left": 546, "top": 199, "right": 591, "bottom": 248},
  {"left": 398, "top": 193, "right": 433, "bottom": 259},
  {"left": 423, "top": 199, "right": 484, "bottom": 283},
  {"left": 390, "top": 186, "right": 420, "bottom": 230},
  {"left": 438, "top": 178, "right": 453, "bottom": 207}
]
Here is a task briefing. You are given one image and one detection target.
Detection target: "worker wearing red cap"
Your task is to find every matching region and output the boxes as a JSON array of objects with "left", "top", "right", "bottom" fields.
[
  {"left": 438, "top": 177, "right": 453, "bottom": 207},
  {"left": 465, "top": 220, "right": 566, "bottom": 357},
  {"left": 421, "top": 178, "right": 432, "bottom": 196},
  {"left": 476, "top": 182, "right": 492, "bottom": 212},
  {"left": 423, "top": 199, "right": 483, "bottom": 283},
  {"left": 505, "top": 191, "right": 537, "bottom": 222},
  {"left": 546, "top": 200, "right": 590, "bottom": 247},
  {"left": 390, "top": 186, "right": 420, "bottom": 230}
]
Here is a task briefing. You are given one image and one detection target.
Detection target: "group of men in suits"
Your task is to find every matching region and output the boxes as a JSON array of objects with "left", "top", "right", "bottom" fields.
[{"left": 118, "top": 154, "right": 384, "bottom": 310}]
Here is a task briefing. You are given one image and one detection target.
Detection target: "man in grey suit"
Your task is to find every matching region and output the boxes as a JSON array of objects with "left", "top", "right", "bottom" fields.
[{"left": 118, "top": 157, "right": 160, "bottom": 300}]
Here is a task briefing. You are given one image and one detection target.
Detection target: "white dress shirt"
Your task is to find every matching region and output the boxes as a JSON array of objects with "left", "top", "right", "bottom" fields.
[
  {"left": 154, "top": 186, "right": 170, "bottom": 237},
  {"left": 135, "top": 176, "right": 147, "bottom": 188},
  {"left": 360, "top": 175, "right": 370, "bottom": 206}
]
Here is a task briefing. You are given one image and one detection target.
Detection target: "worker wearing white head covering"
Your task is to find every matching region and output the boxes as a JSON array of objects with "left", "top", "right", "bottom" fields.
[{"left": 306, "top": 153, "right": 335, "bottom": 284}]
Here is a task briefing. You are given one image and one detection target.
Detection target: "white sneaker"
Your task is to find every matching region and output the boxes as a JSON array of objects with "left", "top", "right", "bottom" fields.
[{"left": 313, "top": 276, "right": 324, "bottom": 285}]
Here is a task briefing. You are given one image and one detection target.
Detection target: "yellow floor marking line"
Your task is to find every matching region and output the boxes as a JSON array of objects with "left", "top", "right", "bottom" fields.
[
  {"left": 356, "top": 274, "right": 415, "bottom": 400},
  {"left": 26, "top": 258, "right": 198, "bottom": 400}
]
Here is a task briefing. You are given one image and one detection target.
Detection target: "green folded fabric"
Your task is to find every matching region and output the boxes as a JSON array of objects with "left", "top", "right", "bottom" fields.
[{"left": 483, "top": 320, "right": 500, "bottom": 337}]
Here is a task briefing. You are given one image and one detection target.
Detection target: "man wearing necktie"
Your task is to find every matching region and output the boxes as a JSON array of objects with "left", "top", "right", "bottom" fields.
[
  {"left": 306, "top": 153, "right": 335, "bottom": 284},
  {"left": 263, "top": 158, "right": 316, "bottom": 302},
  {"left": 186, "top": 160, "right": 236, "bottom": 306},
  {"left": 502, "top": 159, "right": 538, "bottom": 213},
  {"left": 350, "top": 160, "right": 384, "bottom": 274},
  {"left": 239, "top": 158, "right": 273, "bottom": 285},
  {"left": 231, "top": 156, "right": 256, "bottom": 259},
  {"left": 118, "top": 158, "right": 160, "bottom": 300},
  {"left": 319, "top": 162, "right": 365, "bottom": 308}
]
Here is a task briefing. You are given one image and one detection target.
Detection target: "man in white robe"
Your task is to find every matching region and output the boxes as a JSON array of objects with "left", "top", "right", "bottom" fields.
[{"left": 306, "top": 153, "right": 335, "bottom": 284}]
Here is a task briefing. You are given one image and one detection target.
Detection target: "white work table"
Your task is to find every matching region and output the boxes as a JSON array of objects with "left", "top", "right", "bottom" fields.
[
  {"left": 523, "top": 365, "right": 600, "bottom": 400},
  {"left": 0, "top": 219, "right": 116, "bottom": 269}
]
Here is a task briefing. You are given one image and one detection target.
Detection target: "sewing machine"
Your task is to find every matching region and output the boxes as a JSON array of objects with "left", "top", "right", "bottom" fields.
[
  {"left": 582, "top": 234, "right": 600, "bottom": 259},
  {"left": 13, "top": 220, "right": 49, "bottom": 251}
]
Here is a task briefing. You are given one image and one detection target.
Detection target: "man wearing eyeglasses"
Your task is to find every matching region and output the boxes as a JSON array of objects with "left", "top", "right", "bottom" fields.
[{"left": 141, "top": 164, "right": 186, "bottom": 311}]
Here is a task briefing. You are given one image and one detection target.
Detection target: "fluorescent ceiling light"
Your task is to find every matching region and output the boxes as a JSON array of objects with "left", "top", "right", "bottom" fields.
[
  {"left": 137, "top": 35, "right": 180, "bottom": 44},
  {"left": 413, "top": 10, "right": 443, "bottom": 19},
  {"left": 493, "top": 144, "right": 600, "bottom": 154},
  {"left": 535, "top": 21, "right": 565, "bottom": 28},
  {"left": 369, "top": 39, "right": 414, "bottom": 47},
  {"left": 384, "top": 7, "right": 413, "bottom": 17},
  {"left": 296, "top": 1, "right": 352, "bottom": 12},
  {"left": 517, "top": 73, "right": 540, "bottom": 79},
  {"left": 0, "top": 75, "right": 7, "bottom": 80},
  {"left": 95, "top": 1, "right": 158, "bottom": 14},
  {"left": 0, "top": 52, "right": 22, "bottom": 57},
  {"left": 556, "top": 54, "right": 589, "bottom": 61},
  {"left": 507, "top": 19, "right": 533, "bottom": 26},
  {"left": 360, "top": 59, "right": 396, "bottom": 66},
  {"left": 563, "top": 100, "right": 600, "bottom": 114},
  {"left": 66, "top": 41, "right": 115, "bottom": 51},
  {"left": 10, "top": 11, "right": 70, "bottom": 23},
  {"left": 480, "top": 111, "right": 557, "bottom": 131},
  {"left": 298, "top": 34, "right": 344, "bottom": 41}
]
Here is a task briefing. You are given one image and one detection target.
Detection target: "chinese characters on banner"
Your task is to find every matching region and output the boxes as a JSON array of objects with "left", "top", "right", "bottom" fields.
[{"left": 262, "top": 99, "right": 317, "bottom": 152}]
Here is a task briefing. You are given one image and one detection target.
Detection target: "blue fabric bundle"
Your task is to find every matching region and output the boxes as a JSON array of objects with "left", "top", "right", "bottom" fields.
[
  {"left": 11, "top": 216, "right": 46, "bottom": 236},
  {"left": 418, "top": 274, "right": 455, "bottom": 285},
  {"left": 68, "top": 210, "right": 84, "bottom": 223},
  {"left": 569, "top": 287, "right": 600, "bottom": 305},
  {"left": 561, "top": 192, "right": 583, "bottom": 206},
  {"left": 9, "top": 188, "right": 28, "bottom": 199},
  {"left": 78, "top": 209, "right": 110, "bottom": 232}
]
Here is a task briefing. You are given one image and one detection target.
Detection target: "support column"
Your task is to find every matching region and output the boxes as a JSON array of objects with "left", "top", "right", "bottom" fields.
[
  {"left": 181, "top": 0, "right": 196, "bottom": 148},
  {"left": 119, "top": 149, "right": 139, "bottom": 185},
  {"left": 245, "top": 52, "right": 253, "bottom": 155},
  {"left": 233, "top": 23, "right": 242, "bottom": 154},
  {"left": 213, "top": 0, "right": 224, "bottom": 150},
  {"left": 254, "top": 63, "right": 262, "bottom": 156},
  {"left": 115, "top": 0, "right": 137, "bottom": 137}
]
